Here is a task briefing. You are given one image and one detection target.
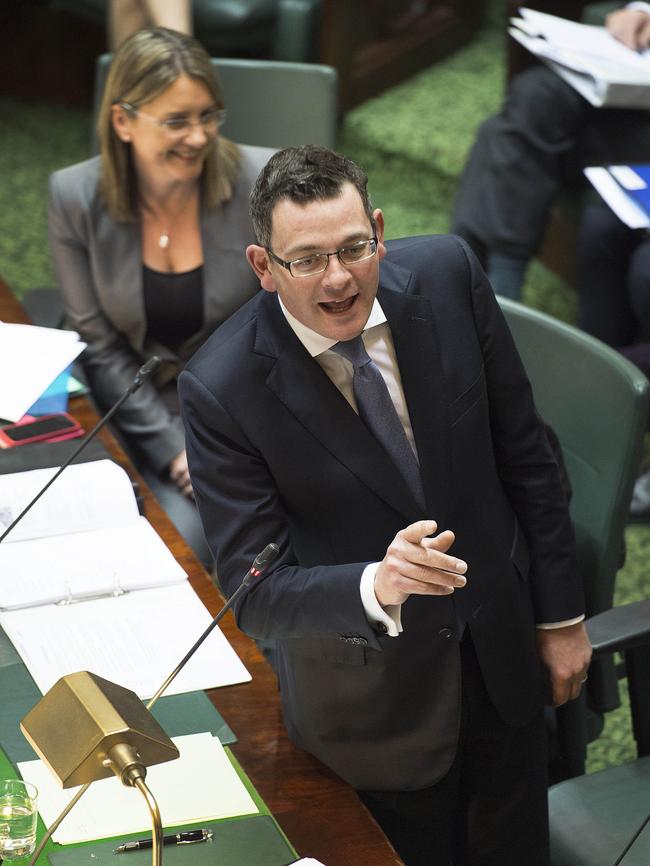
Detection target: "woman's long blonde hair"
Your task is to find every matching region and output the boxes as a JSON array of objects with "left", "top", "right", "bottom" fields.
[{"left": 97, "top": 27, "right": 241, "bottom": 221}]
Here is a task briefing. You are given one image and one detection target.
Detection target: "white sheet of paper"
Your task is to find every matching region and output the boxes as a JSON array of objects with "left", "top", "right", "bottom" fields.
[
  {"left": 0, "top": 460, "right": 139, "bottom": 543},
  {"left": 0, "top": 516, "right": 187, "bottom": 609},
  {"left": 0, "top": 323, "right": 86, "bottom": 422},
  {"left": 18, "top": 733, "right": 258, "bottom": 844},
  {"left": 0, "top": 582, "right": 251, "bottom": 698},
  {"left": 584, "top": 166, "right": 650, "bottom": 229}
]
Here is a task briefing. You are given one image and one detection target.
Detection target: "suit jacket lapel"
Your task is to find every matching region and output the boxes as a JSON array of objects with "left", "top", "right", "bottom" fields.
[{"left": 256, "top": 294, "right": 422, "bottom": 523}]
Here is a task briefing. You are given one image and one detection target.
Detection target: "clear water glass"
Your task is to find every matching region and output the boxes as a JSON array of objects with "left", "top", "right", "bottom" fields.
[{"left": 0, "top": 779, "right": 38, "bottom": 861}]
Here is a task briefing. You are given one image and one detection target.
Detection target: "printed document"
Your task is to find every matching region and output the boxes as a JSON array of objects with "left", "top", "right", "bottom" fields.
[{"left": 18, "top": 733, "right": 258, "bottom": 844}]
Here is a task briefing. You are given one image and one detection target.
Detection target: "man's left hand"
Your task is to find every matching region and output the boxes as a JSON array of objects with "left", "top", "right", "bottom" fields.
[{"left": 536, "top": 622, "right": 592, "bottom": 706}]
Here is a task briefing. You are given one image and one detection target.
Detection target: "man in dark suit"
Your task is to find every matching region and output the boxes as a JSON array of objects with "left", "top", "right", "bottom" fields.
[{"left": 179, "top": 146, "right": 592, "bottom": 865}]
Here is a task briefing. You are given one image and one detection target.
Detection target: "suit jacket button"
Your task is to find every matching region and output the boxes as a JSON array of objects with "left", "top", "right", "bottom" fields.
[{"left": 438, "top": 627, "right": 455, "bottom": 639}]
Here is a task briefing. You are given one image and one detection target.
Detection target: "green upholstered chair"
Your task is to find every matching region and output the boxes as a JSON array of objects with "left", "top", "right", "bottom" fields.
[
  {"left": 91, "top": 52, "right": 338, "bottom": 153},
  {"left": 549, "top": 598, "right": 650, "bottom": 866},
  {"left": 498, "top": 298, "right": 650, "bottom": 777}
]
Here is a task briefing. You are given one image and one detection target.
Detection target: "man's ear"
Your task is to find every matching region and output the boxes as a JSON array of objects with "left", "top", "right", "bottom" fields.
[
  {"left": 373, "top": 208, "right": 387, "bottom": 260},
  {"left": 246, "top": 245, "right": 277, "bottom": 292}
]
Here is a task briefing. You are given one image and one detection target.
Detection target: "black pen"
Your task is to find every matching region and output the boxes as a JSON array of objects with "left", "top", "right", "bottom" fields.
[{"left": 114, "top": 829, "right": 213, "bottom": 853}]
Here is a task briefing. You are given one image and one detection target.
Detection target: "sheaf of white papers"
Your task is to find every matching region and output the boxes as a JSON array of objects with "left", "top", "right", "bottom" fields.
[
  {"left": 0, "top": 516, "right": 187, "bottom": 609},
  {"left": 0, "top": 460, "right": 139, "bottom": 544},
  {"left": 0, "top": 582, "right": 251, "bottom": 698},
  {"left": 509, "top": 8, "right": 650, "bottom": 108},
  {"left": 18, "top": 733, "right": 258, "bottom": 845},
  {"left": 0, "top": 323, "right": 86, "bottom": 422}
]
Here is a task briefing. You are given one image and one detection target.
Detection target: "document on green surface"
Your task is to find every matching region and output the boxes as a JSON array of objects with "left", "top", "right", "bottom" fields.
[{"left": 20, "top": 734, "right": 257, "bottom": 845}]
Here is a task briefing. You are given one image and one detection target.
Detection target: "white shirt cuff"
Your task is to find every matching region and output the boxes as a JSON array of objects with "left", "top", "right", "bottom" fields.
[
  {"left": 626, "top": 2, "right": 650, "bottom": 14},
  {"left": 360, "top": 562, "right": 403, "bottom": 637},
  {"left": 536, "top": 614, "right": 585, "bottom": 630}
]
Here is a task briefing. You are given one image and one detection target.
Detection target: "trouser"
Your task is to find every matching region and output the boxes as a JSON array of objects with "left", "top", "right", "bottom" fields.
[
  {"left": 577, "top": 201, "right": 650, "bottom": 351},
  {"left": 359, "top": 632, "right": 549, "bottom": 866},
  {"left": 451, "top": 65, "right": 650, "bottom": 261}
]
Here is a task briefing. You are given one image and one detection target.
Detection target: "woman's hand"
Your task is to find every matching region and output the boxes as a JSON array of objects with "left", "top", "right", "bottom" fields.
[{"left": 169, "top": 449, "right": 193, "bottom": 498}]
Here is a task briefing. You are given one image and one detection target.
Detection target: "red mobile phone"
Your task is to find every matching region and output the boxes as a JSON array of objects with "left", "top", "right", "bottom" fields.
[{"left": 0, "top": 413, "right": 84, "bottom": 448}]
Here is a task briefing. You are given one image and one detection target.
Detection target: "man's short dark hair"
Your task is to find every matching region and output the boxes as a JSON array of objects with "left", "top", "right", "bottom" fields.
[{"left": 250, "top": 145, "right": 374, "bottom": 248}]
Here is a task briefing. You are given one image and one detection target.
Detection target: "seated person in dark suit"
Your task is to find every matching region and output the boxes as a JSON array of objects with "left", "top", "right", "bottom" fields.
[
  {"left": 451, "top": 3, "right": 650, "bottom": 300},
  {"left": 576, "top": 199, "right": 650, "bottom": 516},
  {"left": 179, "top": 145, "right": 591, "bottom": 866},
  {"left": 48, "top": 27, "right": 272, "bottom": 566}
]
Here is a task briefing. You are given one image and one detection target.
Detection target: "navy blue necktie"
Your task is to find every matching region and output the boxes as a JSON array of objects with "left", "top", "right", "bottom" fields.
[{"left": 332, "top": 335, "right": 425, "bottom": 509}]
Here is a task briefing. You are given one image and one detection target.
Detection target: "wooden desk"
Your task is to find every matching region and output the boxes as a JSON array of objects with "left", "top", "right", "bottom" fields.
[{"left": 0, "top": 281, "right": 402, "bottom": 866}]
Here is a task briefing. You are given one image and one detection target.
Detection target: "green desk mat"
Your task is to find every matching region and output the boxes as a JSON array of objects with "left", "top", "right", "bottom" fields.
[
  {"left": 0, "top": 659, "right": 235, "bottom": 766},
  {"left": 0, "top": 746, "right": 297, "bottom": 866},
  {"left": 47, "top": 815, "right": 296, "bottom": 865}
]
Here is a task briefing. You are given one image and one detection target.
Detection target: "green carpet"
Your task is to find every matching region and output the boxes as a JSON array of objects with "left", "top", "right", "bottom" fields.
[{"left": 1, "top": 0, "right": 648, "bottom": 777}]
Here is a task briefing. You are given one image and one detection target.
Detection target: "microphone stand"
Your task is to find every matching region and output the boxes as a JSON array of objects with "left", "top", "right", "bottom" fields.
[
  {"left": 27, "top": 543, "right": 279, "bottom": 866},
  {"left": 0, "top": 356, "right": 162, "bottom": 544}
]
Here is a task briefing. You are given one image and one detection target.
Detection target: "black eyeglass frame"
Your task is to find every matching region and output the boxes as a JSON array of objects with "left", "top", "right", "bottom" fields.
[{"left": 266, "top": 236, "right": 379, "bottom": 278}]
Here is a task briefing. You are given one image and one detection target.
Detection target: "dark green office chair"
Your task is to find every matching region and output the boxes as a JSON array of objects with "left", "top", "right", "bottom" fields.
[
  {"left": 498, "top": 297, "right": 650, "bottom": 778},
  {"left": 549, "top": 598, "right": 650, "bottom": 866}
]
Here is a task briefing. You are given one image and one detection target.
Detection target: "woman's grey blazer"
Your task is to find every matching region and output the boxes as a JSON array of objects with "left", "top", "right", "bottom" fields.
[{"left": 48, "top": 145, "right": 273, "bottom": 473}]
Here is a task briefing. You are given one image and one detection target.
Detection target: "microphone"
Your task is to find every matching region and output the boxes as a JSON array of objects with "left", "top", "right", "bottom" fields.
[
  {"left": 128, "top": 356, "right": 162, "bottom": 394},
  {"left": 146, "top": 542, "right": 280, "bottom": 707},
  {"left": 0, "top": 356, "right": 161, "bottom": 544}
]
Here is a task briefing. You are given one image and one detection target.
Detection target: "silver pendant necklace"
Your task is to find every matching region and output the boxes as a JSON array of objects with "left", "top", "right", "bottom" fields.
[{"left": 144, "top": 191, "right": 194, "bottom": 251}]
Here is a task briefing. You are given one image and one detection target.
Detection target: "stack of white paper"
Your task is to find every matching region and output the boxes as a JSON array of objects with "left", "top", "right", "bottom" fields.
[
  {"left": 18, "top": 733, "right": 258, "bottom": 844},
  {"left": 510, "top": 8, "right": 650, "bottom": 108},
  {"left": 0, "top": 323, "right": 86, "bottom": 422},
  {"left": 0, "top": 460, "right": 251, "bottom": 697}
]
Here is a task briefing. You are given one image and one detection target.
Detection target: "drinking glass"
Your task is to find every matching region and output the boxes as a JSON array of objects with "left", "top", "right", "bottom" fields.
[{"left": 0, "top": 780, "right": 38, "bottom": 861}]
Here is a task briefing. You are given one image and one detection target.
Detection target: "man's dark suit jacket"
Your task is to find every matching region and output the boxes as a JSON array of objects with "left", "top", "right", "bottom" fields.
[{"left": 179, "top": 235, "right": 584, "bottom": 792}]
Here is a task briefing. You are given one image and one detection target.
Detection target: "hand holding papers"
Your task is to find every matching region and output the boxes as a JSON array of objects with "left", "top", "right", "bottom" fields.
[{"left": 510, "top": 8, "right": 650, "bottom": 108}]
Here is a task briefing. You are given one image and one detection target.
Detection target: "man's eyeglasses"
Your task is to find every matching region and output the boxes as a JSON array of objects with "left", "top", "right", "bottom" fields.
[
  {"left": 119, "top": 103, "right": 227, "bottom": 137},
  {"left": 267, "top": 237, "right": 378, "bottom": 278}
]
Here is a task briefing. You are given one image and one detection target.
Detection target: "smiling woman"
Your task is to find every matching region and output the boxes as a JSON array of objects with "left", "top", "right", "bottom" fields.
[{"left": 47, "top": 27, "right": 274, "bottom": 565}]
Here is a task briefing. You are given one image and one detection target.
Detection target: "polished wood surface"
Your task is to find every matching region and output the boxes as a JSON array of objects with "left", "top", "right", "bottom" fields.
[{"left": 0, "top": 282, "right": 403, "bottom": 866}]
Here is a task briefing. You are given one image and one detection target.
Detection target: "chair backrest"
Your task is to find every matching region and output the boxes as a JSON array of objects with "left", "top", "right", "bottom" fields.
[
  {"left": 91, "top": 53, "right": 338, "bottom": 154},
  {"left": 498, "top": 298, "right": 649, "bottom": 620}
]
